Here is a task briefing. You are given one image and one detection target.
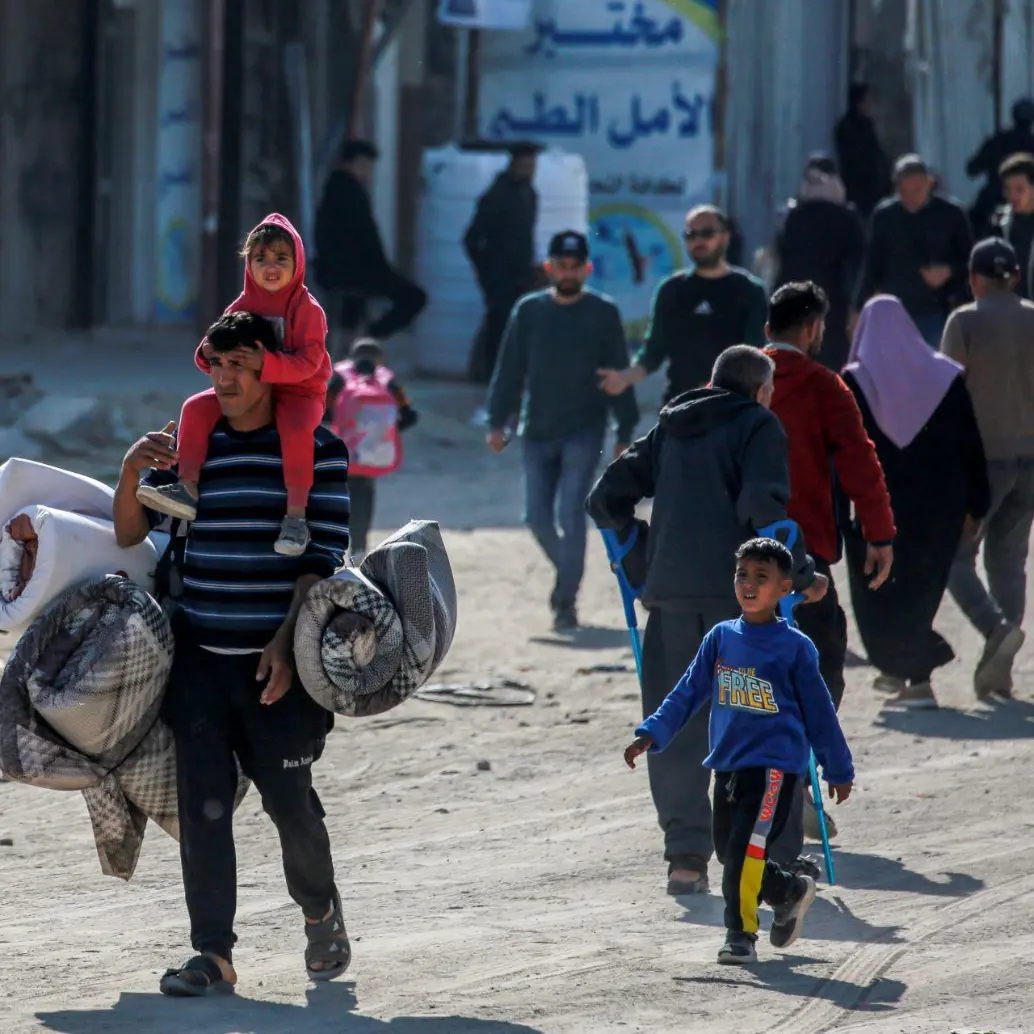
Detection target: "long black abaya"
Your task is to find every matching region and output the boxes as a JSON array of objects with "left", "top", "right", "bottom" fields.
[{"left": 842, "top": 373, "right": 990, "bottom": 682}]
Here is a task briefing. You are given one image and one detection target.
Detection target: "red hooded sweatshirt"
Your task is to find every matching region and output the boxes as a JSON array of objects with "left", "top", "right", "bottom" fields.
[
  {"left": 196, "top": 212, "right": 331, "bottom": 394},
  {"left": 765, "top": 344, "right": 896, "bottom": 563}
]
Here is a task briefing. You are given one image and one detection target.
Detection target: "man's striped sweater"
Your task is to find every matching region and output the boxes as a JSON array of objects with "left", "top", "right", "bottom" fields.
[{"left": 142, "top": 421, "right": 350, "bottom": 651}]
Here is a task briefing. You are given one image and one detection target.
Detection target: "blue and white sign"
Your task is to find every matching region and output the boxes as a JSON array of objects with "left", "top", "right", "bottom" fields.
[
  {"left": 437, "top": 0, "right": 533, "bottom": 30},
  {"left": 479, "top": 0, "right": 720, "bottom": 336}
]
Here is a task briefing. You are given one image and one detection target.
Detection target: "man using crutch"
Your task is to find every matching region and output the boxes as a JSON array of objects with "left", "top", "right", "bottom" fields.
[{"left": 587, "top": 345, "right": 827, "bottom": 897}]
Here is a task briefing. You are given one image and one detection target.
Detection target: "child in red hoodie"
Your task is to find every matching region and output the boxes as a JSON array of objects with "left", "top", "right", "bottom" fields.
[{"left": 138, "top": 214, "right": 332, "bottom": 556}]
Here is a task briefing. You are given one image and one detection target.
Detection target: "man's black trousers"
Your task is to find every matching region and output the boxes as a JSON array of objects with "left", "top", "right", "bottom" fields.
[{"left": 164, "top": 637, "right": 337, "bottom": 962}]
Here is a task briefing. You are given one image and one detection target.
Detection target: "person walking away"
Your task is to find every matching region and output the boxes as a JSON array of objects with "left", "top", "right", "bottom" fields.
[
  {"left": 941, "top": 238, "right": 1034, "bottom": 698},
  {"left": 854, "top": 154, "right": 974, "bottom": 346},
  {"left": 137, "top": 215, "right": 331, "bottom": 557},
  {"left": 843, "top": 296, "right": 990, "bottom": 709},
  {"left": 625, "top": 537, "right": 853, "bottom": 964},
  {"left": 588, "top": 345, "right": 828, "bottom": 897},
  {"left": 113, "top": 311, "right": 352, "bottom": 995},
  {"left": 990, "top": 152, "right": 1034, "bottom": 298},
  {"left": 775, "top": 156, "right": 867, "bottom": 372},
  {"left": 597, "top": 205, "right": 768, "bottom": 404},
  {"left": 326, "top": 338, "right": 418, "bottom": 559},
  {"left": 834, "top": 83, "right": 892, "bottom": 220},
  {"left": 314, "top": 139, "right": 427, "bottom": 359},
  {"left": 487, "top": 231, "right": 638, "bottom": 630},
  {"left": 764, "top": 281, "right": 894, "bottom": 856},
  {"left": 966, "top": 98, "right": 1034, "bottom": 243},
  {"left": 464, "top": 143, "right": 541, "bottom": 385}
]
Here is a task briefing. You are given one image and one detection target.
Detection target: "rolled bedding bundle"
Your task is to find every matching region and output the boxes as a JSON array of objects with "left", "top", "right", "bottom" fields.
[
  {"left": 294, "top": 519, "right": 458, "bottom": 717},
  {"left": 0, "top": 575, "right": 246, "bottom": 880},
  {"left": 0, "top": 458, "right": 161, "bottom": 647}
]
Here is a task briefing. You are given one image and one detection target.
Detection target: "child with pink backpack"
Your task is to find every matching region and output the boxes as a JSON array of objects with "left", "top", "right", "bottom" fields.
[{"left": 327, "top": 339, "right": 417, "bottom": 558}]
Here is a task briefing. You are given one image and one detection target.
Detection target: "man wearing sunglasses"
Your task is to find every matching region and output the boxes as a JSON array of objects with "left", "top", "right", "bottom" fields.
[{"left": 599, "top": 205, "right": 768, "bottom": 404}]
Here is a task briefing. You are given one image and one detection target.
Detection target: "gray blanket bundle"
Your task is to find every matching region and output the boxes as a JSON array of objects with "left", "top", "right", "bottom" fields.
[
  {"left": 0, "top": 519, "right": 457, "bottom": 879},
  {"left": 294, "top": 520, "right": 458, "bottom": 716}
]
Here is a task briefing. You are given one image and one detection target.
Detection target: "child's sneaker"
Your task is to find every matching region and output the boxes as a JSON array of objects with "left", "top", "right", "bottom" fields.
[
  {"left": 275, "top": 516, "right": 310, "bottom": 556},
  {"left": 717, "top": 932, "right": 757, "bottom": 965},
  {"left": 136, "top": 482, "right": 198, "bottom": 521},
  {"left": 770, "top": 875, "right": 817, "bottom": 949}
]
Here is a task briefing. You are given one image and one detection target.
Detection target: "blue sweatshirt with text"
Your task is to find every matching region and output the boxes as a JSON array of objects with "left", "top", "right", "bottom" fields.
[{"left": 636, "top": 617, "right": 854, "bottom": 784}]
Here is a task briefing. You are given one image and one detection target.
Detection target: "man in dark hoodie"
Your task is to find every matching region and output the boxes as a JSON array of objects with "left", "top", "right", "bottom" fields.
[
  {"left": 464, "top": 143, "right": 541, "bottom": 383},
  {"left": 834, "top": 83, "right": 892, "bottom": 220},
  {"left": 587, "top": 345, "right": 827, "bottom": 897},
  {"left": 314, "top": 140, "right": 428, "bottom": 357}
]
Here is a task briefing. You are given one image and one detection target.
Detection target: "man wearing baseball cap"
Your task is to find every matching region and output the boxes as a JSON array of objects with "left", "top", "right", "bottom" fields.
[
  {"left": 941, "top": 237, "right": 1034, "bottom": 698},
  {"left": 487, "top": 229, "right": 639, "bottom": 630}
]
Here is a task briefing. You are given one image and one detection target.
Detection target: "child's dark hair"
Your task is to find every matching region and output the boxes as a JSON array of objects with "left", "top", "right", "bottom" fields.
[
  {"left": 239, "top": 222, "right": 294, "bottom": 259},
  {"left": 735, "top": 537, "right": 793, "bottom": 576},
  {"left": 205, "top": 311, "right": 281, "bottom": 354}
]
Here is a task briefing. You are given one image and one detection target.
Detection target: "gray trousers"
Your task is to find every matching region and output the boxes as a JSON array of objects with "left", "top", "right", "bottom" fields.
[
  {"left": 948, "top": 457, "right": 1034, "bottom": 637},
  {"left": 641, "top": 602, "right": 738, "bottom": 866}
]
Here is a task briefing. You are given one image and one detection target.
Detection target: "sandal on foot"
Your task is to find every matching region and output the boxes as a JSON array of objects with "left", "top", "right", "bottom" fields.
[
  {"left": 159, "top": 954, "right": 236, "bottom": 997},
  {"left": 305, "top": 890, "right": 351, "bottom": 982}
]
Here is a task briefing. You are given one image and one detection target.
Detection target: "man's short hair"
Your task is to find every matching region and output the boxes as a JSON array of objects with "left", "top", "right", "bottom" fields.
[
  {"left": 736, "top": 537, "right": 793, "bottom": 577},
  {"left": 999, "top": 151, "right": 1034, "bottom": 183},
  {"left": 686, "top": 203, "right": 729, "bottom": 230},
  {"left": 893, "top": 153, "right": 929, "bottom": 181},
  {"left": 340, "top": 139, "right": 380, "bottom": 163},
  {"left": 710, "top": 345, "right": 774, "bottom": 399},
  {"left": 767, "top": 281, "right": 830, "bottom": 337},
  {"left": 205, "top": 311, "right": 281, "bottom": 354}
]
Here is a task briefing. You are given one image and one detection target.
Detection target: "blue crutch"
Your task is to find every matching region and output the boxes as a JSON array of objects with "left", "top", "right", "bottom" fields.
[
  {"left": 759, "top": 520, "right": 837, "bottom": 885},
  {"left": 600, "top": 525, "right": 645, "bottom": 682}
]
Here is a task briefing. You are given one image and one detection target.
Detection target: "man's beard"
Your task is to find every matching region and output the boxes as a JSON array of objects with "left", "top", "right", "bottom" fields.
[
  {"left": 554, "top": 280, "right": 583, "bottom": 297},
  {"left": 692, "top": 249, "right": 723, "bottom": 270}
]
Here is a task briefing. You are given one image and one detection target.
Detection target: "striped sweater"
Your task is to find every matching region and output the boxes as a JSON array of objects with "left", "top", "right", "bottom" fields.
[{"left": 142, "top": 421, "right": 350, "bottom": 650}]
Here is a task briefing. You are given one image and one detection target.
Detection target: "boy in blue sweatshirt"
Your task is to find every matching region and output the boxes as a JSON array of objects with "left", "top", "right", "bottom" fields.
[{"left": 624, "top": 537, "right": 854, "bottom": 965}]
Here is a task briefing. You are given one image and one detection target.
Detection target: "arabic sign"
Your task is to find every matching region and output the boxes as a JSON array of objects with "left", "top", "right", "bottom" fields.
[
  {"left": 154, "top": 0, "right": 201, "bottom": 322},
  {"left": 437, "top": 0, "right": 533, "bottom": 30},
  {"left": 478, "top": 0, "right": 719, "bottom": 336}
]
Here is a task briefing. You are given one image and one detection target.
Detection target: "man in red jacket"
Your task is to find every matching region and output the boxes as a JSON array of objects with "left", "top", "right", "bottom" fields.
[
  {"left": 764, "top": 282, "right": 894, "bottom": 860},
  {"left": 764, "top": 281, "right": 896, "bottom": 712}
]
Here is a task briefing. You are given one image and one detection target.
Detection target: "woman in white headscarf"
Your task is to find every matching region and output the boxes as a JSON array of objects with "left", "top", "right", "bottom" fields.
[{"left": 842, "top": 295, "right": 990, "bottom": 708}]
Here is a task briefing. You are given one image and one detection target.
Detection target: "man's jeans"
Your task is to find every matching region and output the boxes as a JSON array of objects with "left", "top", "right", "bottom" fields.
[
  {"left": 522, "top": 429, "right": 603, "bottom": 608},
  {"left": 949, "top": 457, "right": 1034, "bottom": 636}
]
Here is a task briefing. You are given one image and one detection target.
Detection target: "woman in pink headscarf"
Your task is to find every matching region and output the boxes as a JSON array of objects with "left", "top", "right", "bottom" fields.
[{"left": 842, "top": 295, "right": 990, "bottom": 708}]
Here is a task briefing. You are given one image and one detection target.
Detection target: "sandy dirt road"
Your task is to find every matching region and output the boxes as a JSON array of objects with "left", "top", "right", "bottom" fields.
[{"left": 1, "top": 381, "right": 1032, "bottom": 1034}]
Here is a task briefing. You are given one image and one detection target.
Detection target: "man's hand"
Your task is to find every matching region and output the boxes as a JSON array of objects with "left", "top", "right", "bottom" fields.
[
  {"left": 624, "top": 734, "right": 652, "bottom": 769},
  {"left": 486, "top": 429, "right": 508, "bottom": 453},
  {"left": 828, "top": 782, "right": 852, "bottom": 805},
  {"left": 920, "top": 264, "right": 952, "bottom": 289},
  {"left": 613, "top": 442, "right": 629, "bottom": 462},
  {"left": 799, "top": 572, "right": 829, "bottom": 604},
  {"left": 598, "top": 368, "right": 632, "bottom": 396},
  {"left": 257, "top": 630, "right": 293, "bottom": 705},
  {"left": 230, "top": 344, "right": 265, "bottom": 372},
  {"left": 864, "top": 543, "right": 894, "bottom": 589},
  {"left": 123, "top": 422, "right": 178, "bottom": 473},
  {"left": 963, "top": 514, "right": 984, "bottom": 543}
]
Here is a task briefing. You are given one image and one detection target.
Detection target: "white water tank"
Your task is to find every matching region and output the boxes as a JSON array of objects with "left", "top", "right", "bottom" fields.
[{"left": 414, "top": 145, "right": 589, "bottom": 378}]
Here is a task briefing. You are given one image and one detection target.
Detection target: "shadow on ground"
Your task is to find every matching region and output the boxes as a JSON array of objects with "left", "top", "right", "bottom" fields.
[
  {"left": 831, "top": 850, "right": 983, "bottom": 897},
  {"left": 37, "top": 983, "right": 544, "bottom": 1034},
  {"left": 876, "top": 697, "right": 1034, "bottom": 740},
  {"left": 528, "top": 627, "right": 631, "bottom": 650}
]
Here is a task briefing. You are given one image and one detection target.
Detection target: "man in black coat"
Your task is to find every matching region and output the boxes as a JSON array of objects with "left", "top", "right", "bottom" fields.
[
  {"left": 967, "top": 98, "right": 1034, "bottom": 239},
  {"left": 834, "top": 83, "right": 892, "bottom": 220},
  {"left": 314, "top": 140, "right": 427, "bottom": 357},
  {"left": 463, "top": 143, "right": 541, "bottom": 383}
]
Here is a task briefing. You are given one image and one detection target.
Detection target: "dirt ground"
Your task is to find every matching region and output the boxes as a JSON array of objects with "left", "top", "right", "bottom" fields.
[{"left": 1, "top": 362, "right": 1031, "bottom": 1033}]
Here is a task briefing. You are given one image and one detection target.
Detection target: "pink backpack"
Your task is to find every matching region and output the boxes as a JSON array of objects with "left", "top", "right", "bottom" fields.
[{"left": 332, "top": 361, "right": 402, "bottom": 478}]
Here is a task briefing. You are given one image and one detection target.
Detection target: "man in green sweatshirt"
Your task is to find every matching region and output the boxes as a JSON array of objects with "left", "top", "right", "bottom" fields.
[{"left": 487, "top": 231, "right": 640, "bottom": 630}]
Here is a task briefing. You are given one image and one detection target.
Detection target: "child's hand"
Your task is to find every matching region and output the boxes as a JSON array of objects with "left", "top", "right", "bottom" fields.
[
  {"left": 624, "top": 735, "right": 652, "bottom": 769},
  {"left": 230, "top": 344, "right": 265, "bottom": 371},
  {"left": 828, "top": 782, "right": 852, "bottom": 804}
]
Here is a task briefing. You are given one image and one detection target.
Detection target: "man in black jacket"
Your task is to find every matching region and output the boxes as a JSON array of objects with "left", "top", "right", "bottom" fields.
[
  {"left": 990, "top": 152, "right": 1034, "bottom": 299},
  {"left": 314, "top": 140, "right": 427, "bottom": 357},
  {"left": 587, "top": 345, "right": 826, "bottom": 897},
  {"left": 834, "top": 83, "right": 892, "bottom": 220},
  {"left": 463, "top": 143, "right": 540, "bottom": 383},
  {"left": 854, "top": 153, "right": 973, "bottom": 345},
  {"left": 967, "top": 98, "right": 1034, "bottom": 239}
]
